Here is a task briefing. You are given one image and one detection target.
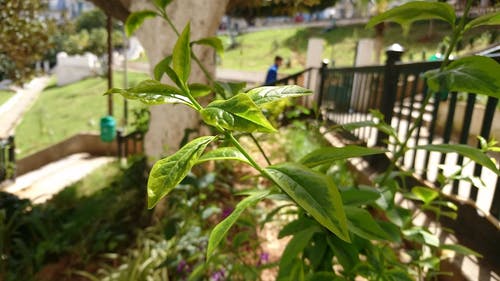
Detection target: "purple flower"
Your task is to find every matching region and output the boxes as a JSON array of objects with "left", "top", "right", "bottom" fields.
[
  {"left": 221, "top": 207, "right": 234, "bottom": 219},
  {"left": 211, "top": 269, "right": 226, "bottom": 281},
  {"left": 258, "top": 252, "right": 270, "bottom": 266},
  {"left": 177, "top": 260, "right": 188, "bottom": 273}
]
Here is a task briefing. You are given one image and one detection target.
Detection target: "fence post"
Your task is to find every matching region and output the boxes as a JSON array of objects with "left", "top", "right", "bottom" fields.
[
  {"left": 116, "top": 129, "right": 123, "bottom": 160},
  {"left": 317, "top": 60, "right": 329, "bottom": 117},
  {"left": 376, "top": 44, "right": 404, "bottom": 147},
  {"left": 8, "top": 135, "right": 16, "bottom": 180}
]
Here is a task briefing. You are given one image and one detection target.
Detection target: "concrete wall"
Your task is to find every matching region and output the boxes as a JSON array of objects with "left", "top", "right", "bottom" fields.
[
  {"left": 16, "top": 133, "right": 118, "bottom": 176},
  {"left": 55, "top": 52, "right": 101, "bottom": 86}
]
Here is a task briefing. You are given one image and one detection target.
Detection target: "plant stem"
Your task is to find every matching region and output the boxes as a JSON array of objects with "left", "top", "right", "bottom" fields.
[
  {"left": 226, "top": 132, "right": 266, "bottom": 174},
  {"left": 192, "top": 54, "right": 215, "bottom": 84},
  {"left": 379, "top": 0, "right": 473, "bottom": 186},
  {"left": 440, "top": 0, "right": 474, "bottom": 71},
  {"left": 185, "top": 88, "right": 203, "bottom": 110},
  {"left": 249, "top": 133, "right": 272, "bottom": 165},
  {"left": 379, "top": 92, "right": 432, "bottom": 185}
]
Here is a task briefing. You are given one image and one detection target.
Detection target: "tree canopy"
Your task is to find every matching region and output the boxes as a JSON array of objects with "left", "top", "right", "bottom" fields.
[
  {"left": 0, "top": 0, "right": 50, "bottom": 83},
  {"left": 226, "top": 0, "right": 338, "bottom": 23}
]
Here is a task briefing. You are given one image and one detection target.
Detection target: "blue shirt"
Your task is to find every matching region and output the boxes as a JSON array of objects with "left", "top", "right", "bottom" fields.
[{"left": 265, "top": 64, "right": 279, "bottom": 85}]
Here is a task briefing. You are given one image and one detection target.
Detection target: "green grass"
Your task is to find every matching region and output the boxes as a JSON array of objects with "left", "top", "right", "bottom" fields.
[
  {"left": 15, "top": 71, "right": 149, "bottom": 157},
  {"left": 2, "top": 158, "right": 149, "bottom": 281},
  {"left": 0, "top": 90, "right": 15, "bottom": 106},
  {"left": 219, "top": 21, "right": 497, "bottom": 72},
  {"left": 58, "top": 161, "right": 122, "bottom": 199}
]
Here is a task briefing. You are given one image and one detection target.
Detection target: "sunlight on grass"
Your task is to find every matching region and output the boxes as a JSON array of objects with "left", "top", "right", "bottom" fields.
[
  {"left": 15, "top": 71, "right": 149, "bottom": 157},
  {"left": 0, "top": 90, "right": 15, "bottom": 106},
  {"left": 54, "top": 161, "right": 122, "bottom": 200},
  {"left": 219, "top": 21, "right": 493, "bottom": 71}
]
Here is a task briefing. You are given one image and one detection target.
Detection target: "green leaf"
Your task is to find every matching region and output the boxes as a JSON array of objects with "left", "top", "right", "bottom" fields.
[
  {"left": 425, "top": 56, "right": 500, "bottom": 98},
  {"left": 412, "top": 186, "right": 439, "bottom": 205},
  {"left": 266, "top": 163, "right": 350, "bottom": 242},
  {"left": 344, "top": 206, "right": 394, "bottom": 241},
  {"left": 189, "top": 83, "right": 212, "bottom": 97},
  {"left": 386, "top": 207, "right": 412, "bottom": 228},
  {"left": 403, "top": 227, "right": 439, "bottom": 247},
  {"left": 206, "top": 190, "right": 269, "bottom": 259},
  {"left": 192, "top": 37, "right": 224, "bottom": 56},
  {"left": 246, "top": 85, "right": 312, "bottom": 106},
  {"left": 326, "top": 235, "right": 360, "bottom": 272},
  {"left": 465, "top": 12, "right": 500, "bottom": 31},
  {"left": 422, "top": 205, "right": 457, "bottom": 219},
  {"left": 377, "top": 221, "right": 402, "bottom": 243},
  {"left": 173, "top": 23, "right": 191, "bottom": 83},
  {"left": 147, "top": 136, "right": 215, "bottom": 208},
  {"left": 343, "top": 120, "right": 398, "bottom": 140},
  {"left": 105, "top": 80, "right": 192, "bottom": 106},
  {"left": 278, "top": 228, "right": 316, "bottom": 277},
  {"left": 163, "top": 65, "right": 185, "bottom": 91},
  {"left": 187, "top": 263, "right": 206, "bottom": 281},
  {"left": 440, "top": 244, "right": 482, "bottom": 257},
  {"left": 278, "top": 216, "right": 319, "bottom": 238},
  {"left": 197, "top": 147, "right": 250, "bottom": 165},
  {"left": 214, "top": 81, "right": 247, "bottom": 99},
  {"left": 300, "top": 146, "right": 385, "bottom": 168},
  {"left": 416, "top": 143, "right": 500, "bottom": 175},
  {"left": 153, "top": 56, "right": 172, "bottom": 81},
  {"left": 341, "top": 187, "right": 381, "bottom": 206},
  {"left": 366, "top": 2, "right": 455, "bottom": 34},
  {"left": 431, "top": 200, "right": 458, "bottom": 211},
  {"left": 153, "top": 0, "right": 172, "bottom": 10},
  {"left": 307, "top": 272, "right": 340, "bottom": 281},
  {"left": 201, "top": 93, "right": 276, "bottom": 133},
  {"left": 386, "top": 269, "right": 413, "bottom": 281},
  {"left": 125, "top": 10, "right": 157, "bottom": 37}
]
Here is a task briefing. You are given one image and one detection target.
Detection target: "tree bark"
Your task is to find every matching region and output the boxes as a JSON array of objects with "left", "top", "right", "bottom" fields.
[
  {"left": 88, "top": 0, "right": 228, "bottom": 157},
  {"left": 374, "top": 22, "right": 385, "bottom": 64}
]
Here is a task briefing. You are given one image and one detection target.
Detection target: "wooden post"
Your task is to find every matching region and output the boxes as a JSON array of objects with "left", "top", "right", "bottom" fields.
[
  {"left": 317, "top": 60, "right": 329, "bottom": 118},
  {"left": 8, "top": 135, "right": 15, "bottom": 180},
  {"left": 376, "top": 44, "right": 404, "bottom": 147},
  {"left": 107, "top": 13, "right": 114, "bottom": 116}
]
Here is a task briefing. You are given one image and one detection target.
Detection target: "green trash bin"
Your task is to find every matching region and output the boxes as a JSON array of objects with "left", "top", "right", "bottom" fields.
[{"left": 100, "top": 116, "right": 116, "bottom": 142}]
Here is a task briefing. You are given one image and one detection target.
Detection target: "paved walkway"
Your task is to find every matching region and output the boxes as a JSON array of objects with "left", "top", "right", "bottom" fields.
[
  {"left": 124, "top": 61, "right": 267, "bottom": 88},
  {"left": 3, "top": 153, "right": 114, "bottom": 204},
  {"left": 217, "top": 17, "right": 369, "bottom": 35},
  {"left": 0, "top": 76, "right": 51, "bottom": 138}
]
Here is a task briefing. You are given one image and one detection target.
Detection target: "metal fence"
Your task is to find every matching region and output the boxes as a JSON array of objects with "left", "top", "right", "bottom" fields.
[
  {"left": 318, "top": 49, "right": 500, "bottom": 222},
  {"left": 265, "top": 67, "right": 314, "bottom": 88},
  {"left": 116, "top": 130, "right": 144, "bottom": 161},
  {"left": 0, "top": 136, "right": 15, "bottom": 183}
]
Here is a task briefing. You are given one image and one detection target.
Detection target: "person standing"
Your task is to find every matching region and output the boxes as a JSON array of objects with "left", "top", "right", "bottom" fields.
[{"left": 265, "top": 56, "right": 283, "bottom": 85}]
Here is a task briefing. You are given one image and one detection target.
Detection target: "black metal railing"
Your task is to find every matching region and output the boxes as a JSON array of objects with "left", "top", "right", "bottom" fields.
[
  {"left": 264, "top": 67, "right": 314, "bottom": 88},
  {"left": 0, "top": 136, "right": 16, "bottom": 183},
  {"left": 319, "top": 49, "right": 500, "bottom": 222},
  {"left": 116, "top": 130, "right": 145, "bottom": 160}
]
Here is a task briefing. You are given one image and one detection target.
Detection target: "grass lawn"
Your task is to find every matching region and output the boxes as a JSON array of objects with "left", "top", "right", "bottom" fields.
[
  {"left": 218, "top": 21, "right": 496, "bottom": 73},
  {"left": 3, "top": 158, "right": 149, "bottom": 281},
  {"left": 0, "top": 90, "right": 15, "bottom": 106},
  {"left": 15, "top": 71, "right": 149, "bottom": 157}
]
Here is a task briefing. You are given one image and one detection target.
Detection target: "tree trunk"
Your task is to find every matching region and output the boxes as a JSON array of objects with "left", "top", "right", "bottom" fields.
[
  {"left": 132, "top": 0, "right": 228, "bottom": 157},
  {"left": 374, "top": 22, "right": 385, "bottom": 64},
  {"left": 89, "top": 0, "right": 228, "bottom": 157}
]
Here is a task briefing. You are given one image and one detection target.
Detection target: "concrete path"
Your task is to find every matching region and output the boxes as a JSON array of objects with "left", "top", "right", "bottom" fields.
[
  {"left": 217, "top": 17, "right": 369, "bottom": 35},
  {"left": 0, "top": 76, "right": 51, "bottom": 138},
  {"left": 216, "top": 69, "right": 265, "bottom": 87},
  {"left": 123, "top": 61, "right": 267, "bottom": 88},
  {"left": 2, "top": 153, "right": 114, "bottom": 204}
]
